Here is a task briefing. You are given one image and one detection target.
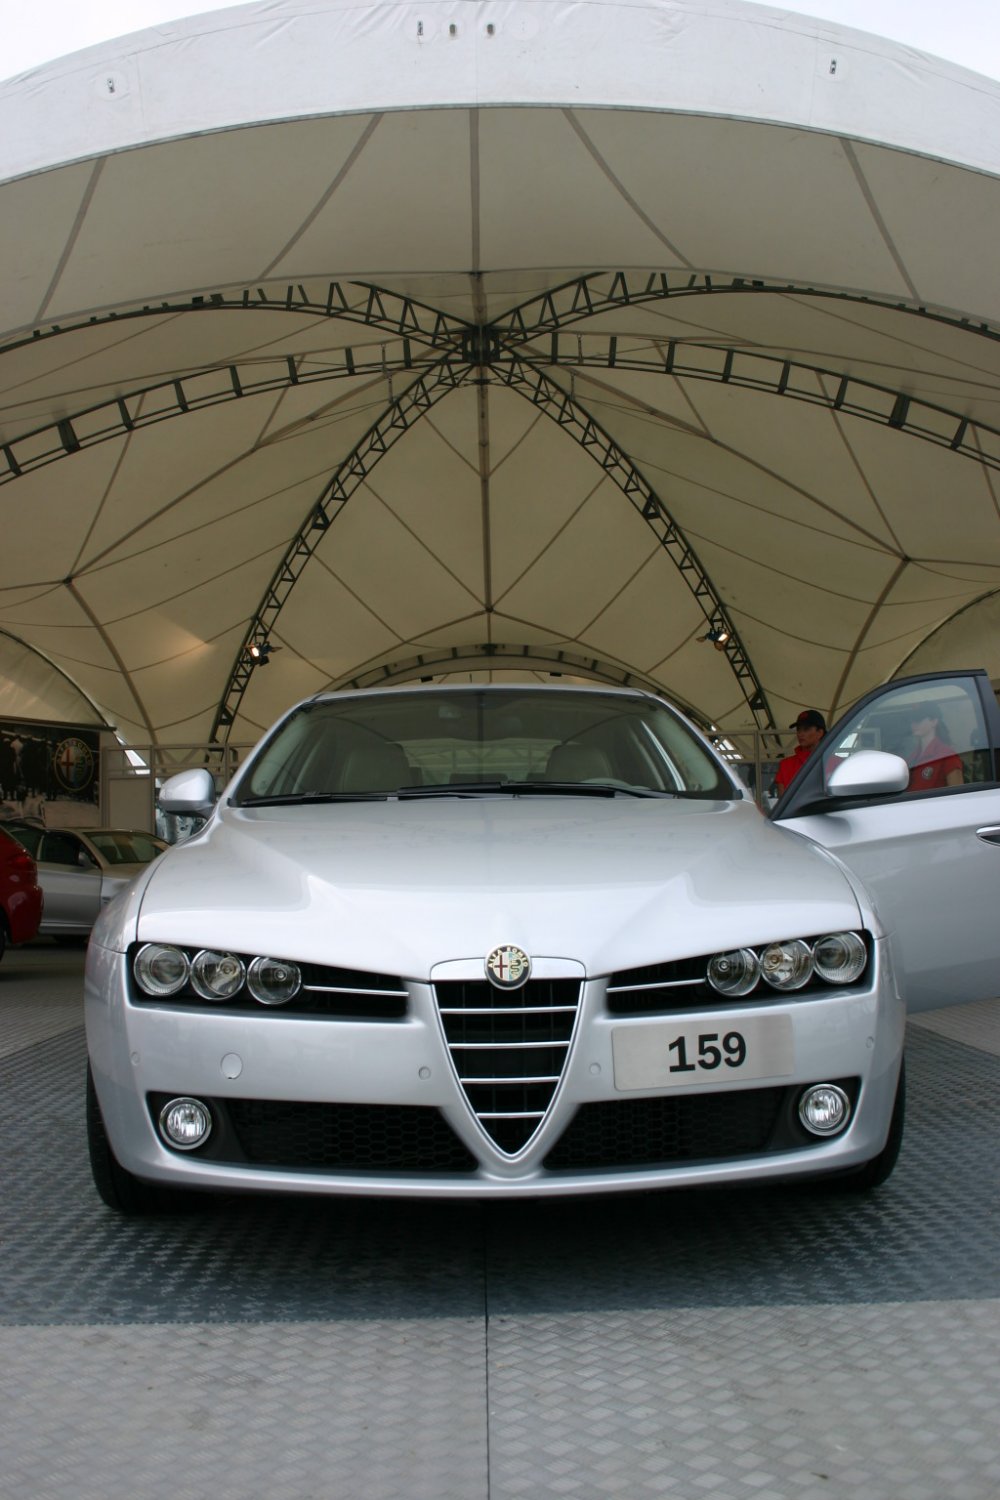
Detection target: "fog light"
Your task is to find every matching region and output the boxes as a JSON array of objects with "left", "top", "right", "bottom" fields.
[
  {"left": 159, "top": 1097, "right": 212, "bottom": 1150},
  {"left": 798, "top": 1084, "right": 851, "bottom": 1137}
]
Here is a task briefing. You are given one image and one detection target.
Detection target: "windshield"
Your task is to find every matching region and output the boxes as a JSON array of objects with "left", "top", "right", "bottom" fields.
[{"left": 234, "top": 689, "right": 734, "bottom": 803}]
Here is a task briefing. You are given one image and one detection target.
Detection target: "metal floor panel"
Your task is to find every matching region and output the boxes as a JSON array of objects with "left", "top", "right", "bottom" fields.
[{"left": 2, "top": 942, "right": 999, "bottom": 1499}]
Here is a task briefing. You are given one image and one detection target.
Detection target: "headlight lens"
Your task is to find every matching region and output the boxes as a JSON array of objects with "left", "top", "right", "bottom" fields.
[
  {"left": 247, "top": 955, "right": 302, "bottom": 1005},
  {"left": 703, "top": 931, "right": 868, "bottom": 1000},
  {"left": 813, "top": 931, "right": 867, "bottom": 984},
  {"left": 191, "top": 949, "right": 246, "bottom": 1000},
  {"left": 133, "top": 943, "right": 190, "bottom": 996},
  {"left": 760, "top": 939, "right": 814, "bottom": 990},
  {"left": 707, "top": 948, "right": 760, "bottom": 996}
]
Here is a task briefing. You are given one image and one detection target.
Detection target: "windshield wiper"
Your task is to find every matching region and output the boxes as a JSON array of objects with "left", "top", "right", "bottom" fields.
[
  {"left": 235, "top": 792, "right": 390, "bottom": 807},
  {"left": 395, "top": 780, "right": 663, "bottom": 799}
]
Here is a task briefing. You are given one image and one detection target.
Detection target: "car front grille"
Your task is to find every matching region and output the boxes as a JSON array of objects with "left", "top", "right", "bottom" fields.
[
  {"left": 224, "top": 1100, "right": 477, "bottom": 1172},
  {"left": 433, "top": 978, "right": 582, "bottom": 1155},
  {"left": 543, "top": 1087, "right": 787, "bottom": 1169}
]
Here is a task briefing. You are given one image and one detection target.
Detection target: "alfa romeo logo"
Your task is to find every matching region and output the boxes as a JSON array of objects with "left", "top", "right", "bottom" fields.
[
  {"left": 485, "top": 944, "right": 531, "bottom": 990},
  {"left": 52, "top": 736, "right": 95, "bottom": 793}
]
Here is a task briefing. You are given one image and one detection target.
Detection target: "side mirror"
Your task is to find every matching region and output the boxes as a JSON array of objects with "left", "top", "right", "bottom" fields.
[
  {"left": 159, "top": 767, "right": 217, "bottom": 817},
  {"left": 826, "top": 750, "right": 909, "bottom": 798}
]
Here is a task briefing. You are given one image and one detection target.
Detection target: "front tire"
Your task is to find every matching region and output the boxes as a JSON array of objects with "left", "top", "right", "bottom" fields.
[
  {"left": 86, "top": 1064, "right": 196, "bottom": 1214},
  {"left": 839, "top": 1058, "right": 906, "bottom": 1192}
]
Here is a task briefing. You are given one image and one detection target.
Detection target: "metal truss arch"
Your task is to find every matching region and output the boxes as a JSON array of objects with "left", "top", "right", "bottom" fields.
[
  {"left": 494, "top": 356, "right": 776, "bottom": 732},
  {"left": 491, "top": 269, "right": 1000, "bottom": 348},
  {"left": 0, "top": 341, "right": 444, "bottom": 486},
  {"left": 210, "top": 357, "right": 477, "bottom": 740},
  {"left": 531, "top": 336, "right": 1000, "bottom": 469},
  {"left": 329, "top": 643, "right": 711, "bottom": 724},
  {"left": 0, "top": 278, "right": 472, "bottom": 361}
]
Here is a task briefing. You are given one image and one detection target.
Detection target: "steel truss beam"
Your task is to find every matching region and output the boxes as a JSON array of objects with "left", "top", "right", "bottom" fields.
[
  {"left": 0, "top": 342, "right": 440, "bottom": 485},
  {"left": 494, "top": 357, "right": 773, "bottom": 731},
  {"left": 8, "top": 322, "right": 1000, "bottom": 490},
  {"left": 9, "top": 269, "right": 999, "bottom": 736},
  {"left": 0, "top": 280, "right": 472, "bottom": 359},
  {"left": 491, "top": 269, "right": 1000, "bottom": 346},
  {"left": 331, "top": 643, "right": 710, "bottom": 726},
  {"left": 210, "top": 359, "right": 475, "bottom": 739},
  {"left": 524, "top": 335, "right": 1000, "bottom": 466},
  {"left": 9, "top": 270, "right": 999, "bottom": 363},
  {"left": 210, "top": 350, "right": 771, "bottom": 739}
]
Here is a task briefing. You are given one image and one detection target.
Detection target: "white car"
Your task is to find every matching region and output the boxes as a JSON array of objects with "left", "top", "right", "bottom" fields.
[{"left": 84, "top": 671, "right": 1000, "bottom": 1212}]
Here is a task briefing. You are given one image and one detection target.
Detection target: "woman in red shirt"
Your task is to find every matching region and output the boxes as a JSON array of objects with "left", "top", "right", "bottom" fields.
[{"left": 906, "top": 705, "right": 963, "bottom": 790}]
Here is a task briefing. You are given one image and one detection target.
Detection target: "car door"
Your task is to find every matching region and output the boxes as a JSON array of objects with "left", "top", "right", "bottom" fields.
[
  {"left": 773, "top": 669, "right": 1000, "bottom": 1013},
  {"left": 36, "top": 830, "right": 102, "bottom": 934}
]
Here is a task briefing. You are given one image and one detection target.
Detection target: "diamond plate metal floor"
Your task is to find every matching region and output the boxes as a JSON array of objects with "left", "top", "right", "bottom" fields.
[{"left": 2, "top": 942, "right": 999, "bottom": 1499}]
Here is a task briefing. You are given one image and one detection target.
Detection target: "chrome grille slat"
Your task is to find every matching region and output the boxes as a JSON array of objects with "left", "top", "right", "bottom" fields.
[
  {"left": 606, "top": 978, "right": 702, "bottom": 993},
  {"left": 305, "top": 984, "right": 408, "bottom": 997},
  {"left": 448, "top": 1039, "right": 570, "bottom": 1051},
  {"left": 438, "top": 1005, "right": 578, "bottom": 1015},
  {"left": 434, "top": 977, "right": 582, "bottom": 1154},
  {"left": 477, "top": 1110, "right": 547, "bottom": 1121},
  {"left": 458, "top": 1075, "right": 562, "bottom": 1086}
]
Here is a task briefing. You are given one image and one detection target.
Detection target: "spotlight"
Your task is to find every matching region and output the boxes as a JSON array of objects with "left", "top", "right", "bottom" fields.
[
  {"left": 247, "top": 641, "right": 280, "bottom": 666},
  {"left": 698, "top": 627, "right": 731, "bottom": 651}
]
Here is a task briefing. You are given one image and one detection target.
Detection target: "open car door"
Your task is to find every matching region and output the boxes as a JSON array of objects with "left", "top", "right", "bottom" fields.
[{"left": 773, "top": 669, "right": 1000, "bottom": 1013}]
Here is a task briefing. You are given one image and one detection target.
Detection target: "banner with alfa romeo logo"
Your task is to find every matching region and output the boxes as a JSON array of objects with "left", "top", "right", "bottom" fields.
[{"left": 0, "top": 718, "right": 100, "bottom": 820}]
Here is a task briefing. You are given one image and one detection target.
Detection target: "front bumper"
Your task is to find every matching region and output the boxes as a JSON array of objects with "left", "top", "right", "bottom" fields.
[{"left": 85, "top": 938, "right": 904, "bottom": 1199}]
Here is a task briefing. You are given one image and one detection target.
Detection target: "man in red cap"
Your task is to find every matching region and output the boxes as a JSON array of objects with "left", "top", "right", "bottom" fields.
[{"left": 775, "top": 709, "right": 827, "bottom": 796}]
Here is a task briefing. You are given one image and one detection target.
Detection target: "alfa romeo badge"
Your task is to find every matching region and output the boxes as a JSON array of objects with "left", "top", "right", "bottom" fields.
[{"left": 485, "top": 944, "right": 531, "bottom": 990}]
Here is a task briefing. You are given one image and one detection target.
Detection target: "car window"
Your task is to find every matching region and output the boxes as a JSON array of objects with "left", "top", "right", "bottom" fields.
[
  {"left": 87, "top": 832, "right": 167, "bottom": 865},
  {"left": 237, "top": 690, "right": 735, "bottom": 801},
  {"left": 41, "top": 831, "right": 88, "bottom": 867},
  {"left": 6, "top": 825, "right": 42, "bottom": 856},
  {"left": 824, "top": 676, "right": 993, "bottom": 793}
]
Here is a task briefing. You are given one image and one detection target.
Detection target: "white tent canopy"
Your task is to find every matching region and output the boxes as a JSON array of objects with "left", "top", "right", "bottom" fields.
[{"left": 2, "top": 0, "right": 1000, "bottom": 748}]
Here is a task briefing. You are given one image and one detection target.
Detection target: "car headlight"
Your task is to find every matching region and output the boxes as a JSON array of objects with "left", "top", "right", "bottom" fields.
[
  {"left": 131, "top": 944, "right": 305, "bottom": 1008},
  {"left": 706, "top": 932, "right": 867, "bottom": 998},
  {"left": 133, "top": 943, "right": 190, "bottom": 996},
  {"left": 247, "top": 955, "right": 302, "bottom": 1005},
  {"left": 760, "top": 939, "right": 813, "bottom": 991},
  {"left": 706, "top": 948, "right": 760, "bottom": 996},
  {"left": 190, "top": 949, "right": 247, "bottom": 1001},
  {"left": 812, "top": 931, "right": 867, "bottom": 984}
]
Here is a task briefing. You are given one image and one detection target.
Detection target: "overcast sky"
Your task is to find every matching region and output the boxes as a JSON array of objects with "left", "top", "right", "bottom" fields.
[{"left": 2, "top": 0, "right": 1000, "bottom": 83}]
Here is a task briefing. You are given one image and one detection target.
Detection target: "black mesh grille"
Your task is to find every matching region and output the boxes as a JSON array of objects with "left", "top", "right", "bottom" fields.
[
  {"left": 435, "top": 978, "right": 581, "bottom": 1153},
  {"left": 606, "top": 958, "right": 712, "bottom": 1014},
  {"left": 225, "top": 1100, "right": 477, "bottom": 1172},
  {"left": 544, "top": 1088, "right": 786, "bottom": 1169}
]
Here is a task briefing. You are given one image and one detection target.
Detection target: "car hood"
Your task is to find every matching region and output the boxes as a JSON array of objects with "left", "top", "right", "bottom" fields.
[{"left": 133, "top": 797, "right": 863, "bottom": 977}]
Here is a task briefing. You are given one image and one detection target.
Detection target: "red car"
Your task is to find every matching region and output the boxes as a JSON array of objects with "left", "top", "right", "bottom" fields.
[{"left": 0, "top": 825, "right": 43, "bottom": 961}]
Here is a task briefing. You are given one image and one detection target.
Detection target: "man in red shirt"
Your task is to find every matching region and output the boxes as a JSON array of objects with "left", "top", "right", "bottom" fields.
[{"left": 775, "top": 709, "right": 826, "bottom": 796}]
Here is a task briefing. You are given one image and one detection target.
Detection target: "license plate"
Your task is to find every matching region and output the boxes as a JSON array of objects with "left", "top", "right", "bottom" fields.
[{"left": 612, "top": 1015, "right": 794, "bottom": 1091}]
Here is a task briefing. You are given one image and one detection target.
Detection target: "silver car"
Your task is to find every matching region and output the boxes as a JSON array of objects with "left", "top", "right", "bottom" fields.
[
  {"left": 13, "top": 826, "right": 168, "bottom": 938},
  {"left": 85, "top": 671, "right": 1000, "bottom": 1213}
]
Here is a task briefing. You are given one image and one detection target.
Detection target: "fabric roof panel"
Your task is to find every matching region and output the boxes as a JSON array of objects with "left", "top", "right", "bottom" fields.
[{"left": 573, "top": 112, "right": 913, "bottom": 297}]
